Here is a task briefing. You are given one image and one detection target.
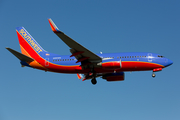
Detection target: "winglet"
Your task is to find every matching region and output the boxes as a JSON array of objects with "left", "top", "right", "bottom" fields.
[
  {"left": 77, "top": 74, "right": 83, "bottom": 79},
  {"left": 48, "top": 18, "right": 61, "bottom": 33}
]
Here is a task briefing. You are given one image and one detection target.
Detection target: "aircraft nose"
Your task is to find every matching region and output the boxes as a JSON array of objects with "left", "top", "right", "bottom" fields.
[{"left": 166, "top": 59, "right": 173, "bottom": 67}]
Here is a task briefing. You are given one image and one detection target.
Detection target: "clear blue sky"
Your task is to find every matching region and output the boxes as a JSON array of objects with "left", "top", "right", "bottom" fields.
[{"left": 0, "top": 0, "right": 180, "bottom": 120}]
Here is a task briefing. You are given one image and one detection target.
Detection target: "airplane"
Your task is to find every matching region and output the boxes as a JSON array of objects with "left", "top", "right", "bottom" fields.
[{"left": 6, "top": 18, "right": 173, "bottom": 85}]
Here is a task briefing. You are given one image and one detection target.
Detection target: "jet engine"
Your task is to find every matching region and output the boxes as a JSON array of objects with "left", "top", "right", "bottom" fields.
[{"left": 102, "top": 72, "right": 124, "bottom": 81}]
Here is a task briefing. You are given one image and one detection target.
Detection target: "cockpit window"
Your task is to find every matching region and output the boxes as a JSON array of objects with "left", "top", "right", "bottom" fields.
[{"left": 158, "top": 55, "right": 164, "bottom": 58}]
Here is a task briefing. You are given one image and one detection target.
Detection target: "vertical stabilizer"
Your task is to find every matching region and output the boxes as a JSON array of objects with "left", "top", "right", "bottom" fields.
[{"left": 16, "top": 27, "right": 46, "bottom": 58}]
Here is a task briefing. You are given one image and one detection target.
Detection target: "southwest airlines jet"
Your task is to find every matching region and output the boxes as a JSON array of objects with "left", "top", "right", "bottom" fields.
[{"left": 6, "top": 19, "right": 173, "bottom": 85}]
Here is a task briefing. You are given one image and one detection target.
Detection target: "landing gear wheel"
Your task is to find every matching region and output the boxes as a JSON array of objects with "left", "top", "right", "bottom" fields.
[
  {"left": 152, "top": 73, "right": 156, "bottom": 78},
  {"left": 91, "top": 78, "right": 97, "bottom": 85}
]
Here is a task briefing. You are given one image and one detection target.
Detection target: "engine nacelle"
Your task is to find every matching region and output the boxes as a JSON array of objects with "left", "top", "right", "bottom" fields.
[{"left": 102, "top": 72, "right": 124, "bottom": 81}]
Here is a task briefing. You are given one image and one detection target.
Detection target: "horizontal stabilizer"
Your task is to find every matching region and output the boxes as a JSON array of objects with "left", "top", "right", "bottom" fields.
[{"left": 6, "top": 47, "right": 34, "bottom": 62}]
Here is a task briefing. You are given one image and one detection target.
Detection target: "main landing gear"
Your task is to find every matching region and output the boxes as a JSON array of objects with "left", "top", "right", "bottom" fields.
[
  {"left": 91, "top": 78, "right": 97, "bottom": 85},
  {"left": 90, "top": 67, "right": 97, "bottom": 85}
]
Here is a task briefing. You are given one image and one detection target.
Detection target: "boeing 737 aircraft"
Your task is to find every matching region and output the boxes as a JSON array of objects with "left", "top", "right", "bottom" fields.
[{"left": 6, "top": 19, "right": 173, "bottom": 85}]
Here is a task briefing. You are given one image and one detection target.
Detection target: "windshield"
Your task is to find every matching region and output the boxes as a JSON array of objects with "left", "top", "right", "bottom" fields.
[{"left": 158, "top": 55, "right": 164, "bottom": 58}]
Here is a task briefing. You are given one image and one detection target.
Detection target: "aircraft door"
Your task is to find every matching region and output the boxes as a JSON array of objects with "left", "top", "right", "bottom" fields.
[
  {"left": 148, "top": 53, "right": 152, "bottom": 62},
  {"left": 45, "top": 58, "right": 49, "bottom": 66}
]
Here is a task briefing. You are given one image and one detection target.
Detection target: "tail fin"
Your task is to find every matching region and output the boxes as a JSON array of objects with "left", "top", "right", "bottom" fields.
[{"left": 16, "top": 27, "right": 46, "bottom": 58}]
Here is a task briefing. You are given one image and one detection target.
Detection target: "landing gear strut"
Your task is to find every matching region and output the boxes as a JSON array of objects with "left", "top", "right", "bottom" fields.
[
  {"left": 91, "top": 78, "right": 97, "bottom": 85},
  {"left": 152, "top": 72, "right": 156, "bottom": 78},
  {"left": 90, "top": 67, "right": 97, "bottom": 85}
]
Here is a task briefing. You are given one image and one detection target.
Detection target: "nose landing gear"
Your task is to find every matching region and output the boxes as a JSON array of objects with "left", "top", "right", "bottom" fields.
[
  {"left": 152, "top": 72, "right": 156, "bottom": 78},
  {"left": 152, "top": 68, "right": 162, "bottom": 78}
]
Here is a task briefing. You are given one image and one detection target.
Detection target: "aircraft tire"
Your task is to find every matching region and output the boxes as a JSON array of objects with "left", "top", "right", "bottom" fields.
[{"left": 91, "top": 78, "right": 97, "bottom": 85}]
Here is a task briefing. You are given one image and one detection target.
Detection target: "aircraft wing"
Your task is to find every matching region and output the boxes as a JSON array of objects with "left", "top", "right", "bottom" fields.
[{"left": 48, "top": 18, "right": 102, "bottom": 66}]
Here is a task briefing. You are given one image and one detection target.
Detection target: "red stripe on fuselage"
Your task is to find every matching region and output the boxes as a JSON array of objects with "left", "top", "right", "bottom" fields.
[
  {"left": 120, "top": 61, "right": 164, "bottom": 71},
  {"left": 94, "top": 61, "right": 164, "bottom": 73}
]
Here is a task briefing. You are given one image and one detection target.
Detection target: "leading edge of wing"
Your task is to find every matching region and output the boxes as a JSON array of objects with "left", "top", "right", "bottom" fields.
[{"left": 48, "top": 18, "right": 102, "bottom": 62}]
